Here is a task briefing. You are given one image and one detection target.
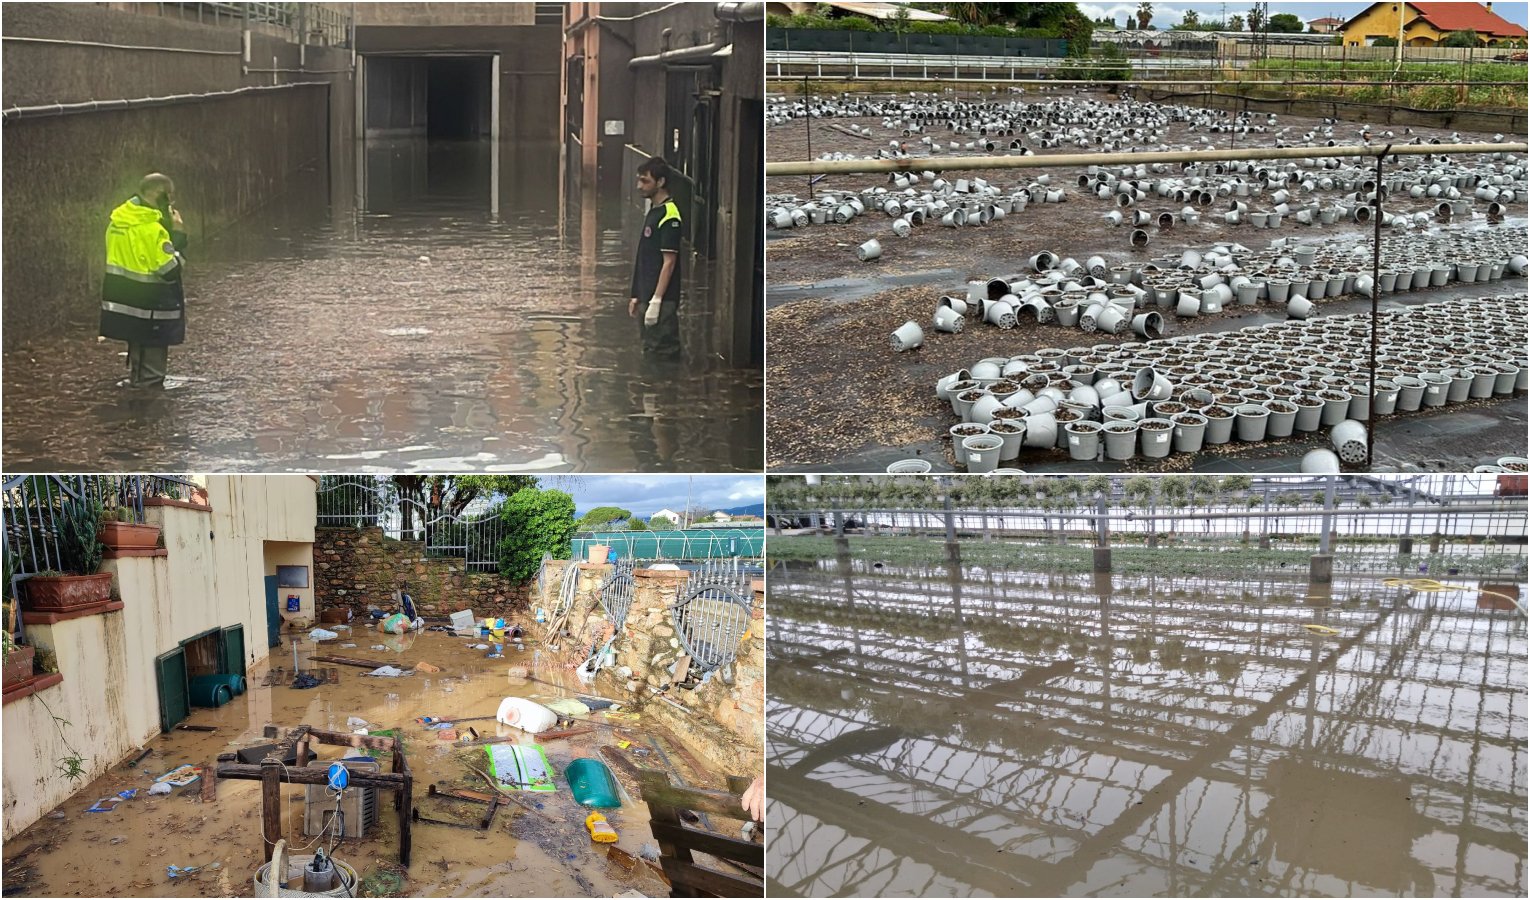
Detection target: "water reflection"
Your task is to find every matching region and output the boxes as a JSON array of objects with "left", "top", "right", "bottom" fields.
[
  {"left": 766, "top": 563, "right": 1528, "bottom": 898},
  {"left": 2, "top": 138, "right": 761, "bottom": 472}
]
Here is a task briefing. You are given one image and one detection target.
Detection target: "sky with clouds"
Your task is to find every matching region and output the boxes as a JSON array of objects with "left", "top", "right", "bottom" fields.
[
  {"left": 1078, "top": 1, "right": 1529, "bottom": 28},
  {"left": 560, "top": 475, "right": 765, "bottom": 517}
]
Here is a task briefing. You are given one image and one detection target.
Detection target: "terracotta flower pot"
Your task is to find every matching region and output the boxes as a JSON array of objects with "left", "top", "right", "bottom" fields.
[
  {"left": 4, "top": 646, "right": 36, "bottom": 689},
  {"left": 100, "top": 521, "right": 160, "bottom": 551},
  {"left": 23, "top": 573, "right": 113, "bottom": 611}
]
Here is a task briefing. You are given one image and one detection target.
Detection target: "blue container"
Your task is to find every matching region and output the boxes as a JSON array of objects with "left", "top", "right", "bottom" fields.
[
  {"left": 205, "top": 673, "right": 246, "bottom": 696},
  {"left": 188, "top": 676, "right": 233, "bottom": 708},
  {"left": 566, "top": 758, "right": 622, "bottom": 808}
]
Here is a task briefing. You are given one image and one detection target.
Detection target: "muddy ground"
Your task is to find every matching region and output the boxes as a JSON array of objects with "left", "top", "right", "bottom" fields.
[
  {"left": 765, "top": 558, "right": 1528, "bottom": 897},
  {"left": 1, "top": 628, "right": 752, "bottom": 898},
  {"left": 764, "top": 89, "right": 1529, "bottom": 470}
]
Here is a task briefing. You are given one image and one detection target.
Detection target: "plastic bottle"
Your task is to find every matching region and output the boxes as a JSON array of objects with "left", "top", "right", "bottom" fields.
[{"left": 585, "top": 813, "right": 618, "bottom": 843}]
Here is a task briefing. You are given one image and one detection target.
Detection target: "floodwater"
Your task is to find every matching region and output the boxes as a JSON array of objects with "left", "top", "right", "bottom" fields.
[
  {"left": 0, "top": 629, "right": 729, "bottom": 898},
  {"left": 766, "top": 559, "right": 1528, "bottom": 897},
  {"left": 2, "top": 138, "right": 762, "bottom": 472}
]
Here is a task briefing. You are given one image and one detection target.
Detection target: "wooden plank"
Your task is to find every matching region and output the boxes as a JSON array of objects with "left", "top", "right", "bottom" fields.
[
  {"left": 662, "top": 858, "right": 763, "bottom": 898},
  {"left": 651, "top": 821, "right": 765, "bottom": 867},
  {"left": 599, "top": 746, "right": 644, "bottom": 782},
  {"left": 261, "top": 762, "right": 282, "bottom": 863},
  {"left": 636, "top": 771, "right": 751, "bottom": 820},
  {"left": 307, "top": 654, "right": 397, "bottom": 669},
  {"left": 301, "top": 728, "right": 401, "bottom": 750},
  {"left": 215, "top": 763, "right": 409, "bottom": 788},
  {"left": 534, "top": 727, "right": 593, "bottom": 742},
  {"left": 428, "top": 784, "right": 495, "bottom": 805},
  {"left": 200, "top": 759, "right": 217, "bottom": 802}
]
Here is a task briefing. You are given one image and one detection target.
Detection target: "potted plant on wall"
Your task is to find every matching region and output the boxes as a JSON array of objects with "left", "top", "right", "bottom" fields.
[
  {"left": 3, "top": 554, "right": 37, "bottom": 691},
  {"left": 98, "top": 505, "right": 160, "bottom": 552},
  {"left": 23, "top": 498, "right": 113, "bottom": 611}
]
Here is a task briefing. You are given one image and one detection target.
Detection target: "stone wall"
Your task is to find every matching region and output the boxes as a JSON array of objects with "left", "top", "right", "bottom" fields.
[
  {"left": 314, "top": 527, "right": 526, "bottom": 619},
  {"left": 531, "top": 561, "right": 764, "bottom": 780}
]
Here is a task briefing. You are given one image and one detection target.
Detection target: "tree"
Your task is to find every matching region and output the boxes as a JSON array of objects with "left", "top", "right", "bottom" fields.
[
  {"left": 1178, "top": 9, "right": 1199, "bottom": 29},
  {"left": 576, "top": 506, "right": 632, "bottom": 532},
  {"left": 650, "top": 515, "right": 677, "bottom": 531},
  {"left": 1440, "top": 29, "right": 1479, "bottom": 47},
  {"left": 1136, "top": 2, "right": 1152, "bottom": 29},
  {"left": 1268, "top": 13, "right": 1305, "bottom": 33},
  {"left": 391, "top": 475, "right": 538, "bottom": 541},
  {"left": 1372, "top": 35, "right": 1398, "bottom": 46},
  {"left": 495, "top": 488, "right": 576, "bottom": 582},
  {"left": 627, "top": 517, "right": 649, "bottom": 531},
  {"left": 1247, "top": 7, "right": 1265, "bottom": 32},
  {"left": 1228, "top": 14, "right": 1244, "bottom": 32}
]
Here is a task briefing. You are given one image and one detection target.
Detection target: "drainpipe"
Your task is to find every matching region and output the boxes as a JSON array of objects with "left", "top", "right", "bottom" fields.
[
  {"left": 1, "top": 82, "right": 331, "bottom": 121},
  {"left": 714, "top": 2, "right": 766, "bottom": 22},
  {"left": 628, "top": 42, "right": 724, "bottom": 70}
]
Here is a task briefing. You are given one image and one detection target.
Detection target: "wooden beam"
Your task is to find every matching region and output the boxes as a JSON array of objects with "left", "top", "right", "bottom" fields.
[
  {"left": 215, "top": 763, "right": 409, "bottom": 789},
  {"left": 261, "top": 762, "right": 282, "bottom": 863},
  {"left": 651, "top": 821, "right": 764, "bottom": 867},
  {"left": 636, "top": 771, "right": 751, "bottom": 820},
  {"left": 660, "top": 858, "right": 762, "bottom": 898}
]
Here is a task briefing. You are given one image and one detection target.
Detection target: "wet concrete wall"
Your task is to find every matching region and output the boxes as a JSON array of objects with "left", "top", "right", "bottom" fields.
[
  {"left": 1, "top": 3, "right": 356, "bottom": 347},
  {"left": 313, "top": 527, "right": 527, "bottom": 620},
  {"left": 2, "top": 475, "right": 315, "bottom": 839},
  {"left": 539, "top": 561, "right": 765, "bottom": 778}
]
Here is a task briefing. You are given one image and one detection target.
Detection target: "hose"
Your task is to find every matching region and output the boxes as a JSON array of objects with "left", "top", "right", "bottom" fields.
[{"left": 1382, "top": 577, "right": 1527, "bottom": 617}]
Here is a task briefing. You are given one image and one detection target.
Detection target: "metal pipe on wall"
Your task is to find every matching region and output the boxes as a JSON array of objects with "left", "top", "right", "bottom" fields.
[
  {"left": 0, "top": 34, "right": 240, "bottom": 55},
  {"left": 1, "top": 81, "right": 331, "bottom": 121}
]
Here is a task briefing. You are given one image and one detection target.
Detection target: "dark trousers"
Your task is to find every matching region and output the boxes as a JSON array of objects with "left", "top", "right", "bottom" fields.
[{"left": 641, "top": 298, "right": 682, "bottom": 357}]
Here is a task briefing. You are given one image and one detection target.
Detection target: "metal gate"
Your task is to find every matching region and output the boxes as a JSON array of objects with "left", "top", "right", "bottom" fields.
[
  {"left": 672, "top": 559, "right": 754, "bottom": 673},
  {"left": 598, "top": 559, "right": 637, "bottom": 629}
]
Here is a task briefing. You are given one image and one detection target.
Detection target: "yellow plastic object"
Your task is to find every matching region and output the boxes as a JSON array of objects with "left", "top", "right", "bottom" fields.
[
  {"left": 586, "top": 813, "right": 618, "bottom": 843},
  {"left": 616, "top": 740, "right": 632, "bottom": 750},
  {"left": 1302, "top": 624, "right": 1341, "bottom": 635},
  {"left": 1383, "top": 578, "right": 1527, "bottom": 616}
]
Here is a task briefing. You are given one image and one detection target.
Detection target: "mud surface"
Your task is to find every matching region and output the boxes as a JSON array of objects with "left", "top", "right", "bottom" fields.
[
  {"left": 765, "top": 558, "right": 1529, "bottom": 897},
  {"left": 1, "top": 629, "right": 743, "bottom": 898},
  {"left": 3, "top": 138, "right": 763, "bottom": 472},
  {"left": 763, "top": 91, "right": 1528, "bottom": 469}
]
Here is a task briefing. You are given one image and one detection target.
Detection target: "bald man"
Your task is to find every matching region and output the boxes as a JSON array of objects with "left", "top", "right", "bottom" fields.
[{"left": 100, "top": 173, "right": 188, "bottom": 388}]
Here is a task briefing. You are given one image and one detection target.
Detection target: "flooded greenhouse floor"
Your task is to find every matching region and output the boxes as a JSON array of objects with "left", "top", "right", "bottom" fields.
[
  {"left": 765, "top": 559, "right": 1528, "bottom": 898},
  {"left": 0, "top": 630, "right": 739, "bottom": 898},
  {"left": 2, "top": 138, "right": 762, "bottom": 473}
]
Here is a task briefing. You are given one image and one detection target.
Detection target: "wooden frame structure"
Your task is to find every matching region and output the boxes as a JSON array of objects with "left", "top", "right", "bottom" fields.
[
  {"left": 214, "top": 724, "right": 414, "bottom": 866},
  {"left": 638, "top": 771, "right": 763, "bottom": 897}
]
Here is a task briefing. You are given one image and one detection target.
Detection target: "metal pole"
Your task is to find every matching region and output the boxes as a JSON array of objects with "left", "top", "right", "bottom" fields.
[
  {"left": 803, "top": 74, "right": 813, "bottom": 200},
  {"left": 1319, "top": 475, "right": 1337, "bottom": 554},
  {"left": 1365, "top": 143, "right": 1390, "bottom": 470},
  {"left": 766, "top": 141, "right": 1523, "bottom": 176}
]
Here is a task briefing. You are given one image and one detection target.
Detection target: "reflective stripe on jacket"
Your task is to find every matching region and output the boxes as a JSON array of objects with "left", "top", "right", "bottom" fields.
[{"left": 100, "top": 198, "right": 186, "bottom": 346}]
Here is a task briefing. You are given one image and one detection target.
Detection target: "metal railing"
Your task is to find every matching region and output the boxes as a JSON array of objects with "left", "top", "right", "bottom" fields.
[
  {"left": 3, "top": 475, "right": 198, "bottom": 578},
  {"left": 674, "top": 558, "right": 756, "bottom": 674},
  {"left": 156, "top": 2, "right": 352, "bottom": 47},
  {"left": 571, "top": 528, "right": 765, "bottom": 562},
  {"left": 315, "top": 476, "right": 509, "bottom": 572}
]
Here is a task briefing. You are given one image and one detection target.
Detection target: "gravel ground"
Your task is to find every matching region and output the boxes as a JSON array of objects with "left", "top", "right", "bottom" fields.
[{"left": 765, "top": 90, "right": 1528, "bottom": 470}]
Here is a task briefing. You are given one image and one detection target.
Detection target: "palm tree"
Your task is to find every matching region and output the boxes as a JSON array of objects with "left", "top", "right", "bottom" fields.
[{"left": 1136, "top": 2, "right": 1153, "bottom": 29}]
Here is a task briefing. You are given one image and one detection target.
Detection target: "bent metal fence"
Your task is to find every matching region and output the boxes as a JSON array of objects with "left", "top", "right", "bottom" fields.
[
  {"left": 571, "top": 528, "right": 765, "bottom": 562},
  {"left": 2, "top": 474, "right": 198, "bottom": 577},
  {"left": 673, "top": 558, "right": 756, "bottom": 675}
]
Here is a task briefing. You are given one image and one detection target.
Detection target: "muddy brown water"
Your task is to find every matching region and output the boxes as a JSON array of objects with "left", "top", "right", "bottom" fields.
[
  {"left": 765, "top": 561, "right": 1528, "bottom": 897},
  {"left": 0, "top": 629, "right": 738, "bottom": 898},
  {"left": 2, "top": 138, "right": 763, "bottom": 472}
]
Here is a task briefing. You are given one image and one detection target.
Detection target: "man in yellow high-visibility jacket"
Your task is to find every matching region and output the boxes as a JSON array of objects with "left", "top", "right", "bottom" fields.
[{"left": 101, "top": 173, "right": 188, "bottom": 388}]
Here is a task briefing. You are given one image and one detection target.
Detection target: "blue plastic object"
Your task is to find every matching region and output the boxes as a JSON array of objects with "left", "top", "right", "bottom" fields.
[
  {"left": 566, "top": 758, "right": 621, "bottom": 808},
  {"left": 327, "top": 762, "right": 350, "bottom": 791},
  {"left": 188, "top": 677, "right": 232, "bottom": 708}
]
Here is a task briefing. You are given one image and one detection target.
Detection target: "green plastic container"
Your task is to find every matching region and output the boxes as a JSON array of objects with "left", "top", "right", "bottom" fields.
[
  {"left": 188, "top": 676, "right": 232, "bottom": 708},
  {"left": 565, "top": 758, "right": 621, "bottom": 808}
]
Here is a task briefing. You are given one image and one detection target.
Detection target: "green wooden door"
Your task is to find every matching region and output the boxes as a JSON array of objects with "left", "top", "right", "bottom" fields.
[
  {"left": 220, "top": 625, "right": 246, "bottom": 678},
  {"left": 155, "top": 647, "right": 189, "bottom": 733}
]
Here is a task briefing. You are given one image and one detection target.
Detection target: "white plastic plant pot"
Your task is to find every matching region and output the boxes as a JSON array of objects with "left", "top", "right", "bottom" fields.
[
  {"left": 791, "top": 209, "right": 810, "bottom": 228},
  {"left": 1101, "top": 420, "right": 1139, "bottom": 461},
  {"left": 1093, "top": 305, "right": 1128, "bottom": 335},
  {"left": 1466, "top": 365, "right": 1498, "bottom": 399},
  {"left": 769, "top": 208, "right": 793, "bottom": 229},
  {"left": 1370, "top": 379, "right": 1400, "bottom": 415},
  {"left": 834, "top": 204, "right": 856, "bottom": 224},
  {"left": 984, "top": 299, "right": 1018, "bottom": 329},
  {"left": 988, "top": 420, "right": 1027, "bottom": 461},
  {"left": 949, "top": 424, "right": 990, "bottom": 466},
  {"left": 935, "top": 370, "right": 972, "bottom": 401},
  {"left": 1180, "top": 249, "right": 1203, "bottom": 269},
  {"left": 939, "top": 295, "right": 969, "bottom": 317},
  {"left": 1086, "top": 255, "right": 1108, "bottom": 278},
  {"left": 1095, "top": 377, "right": 1124, "bottom": 399},
  {"left": 1065, "top": 420, "right": 1103, "bottom": 461},
  {"left": 1170, "top": 411, "right": 1207, "bottom": 453},
  {"left": 1233, "top": 403, "right": 1270, "bottom": 441},
  {"left": 1054, "top": 300, "right": 1081, "bottom": 328},
  {"left": 890, "top": 320, "right": 924, "bottom": 352},
  {"left": 1176, "top": 290, "right": 1202, "bottom": 318},
  {"left": 1132, "top": 366, "right": 1173, "bottom": 402},
  {"left": 1292, "top": 395, "right": 1325, "bottom": 431},
  {"left": 1300, "top": 448, "right": 1342, "bottom": 474},
  {"left": 1015, "top": 299, "right": 1054, "bottom": 325},
  {"left": 1331, "top": 419, "right": 1368, "bottom": 465},
  {"left": 886, "top": 459, "right": 932, "bottom": 474},
  {"left": 1129, "top": 229, "right": 1149, "bottom": 248},
  {"left": 1200, "top": 405, "right": 1235, "bottom": 444},
  {"left": 1287, "top": 294, "right": 1314, "bottom": 320},
  {"left": 1069, "top": 384, "right": 1102, "bottom": 408},
  {"left": 857, "top": 240, "right": 882, "bottom": 262},
  {"left": 1029, "top": 251, "right": 1057, "bottom": 272},
  {"left": 1262, "top": 399, "right": 1298, "bottom": 438},
  {"left": 1157, "top": 212, "right": 1174, "bottom": 229},
  {"left": 1022, "top": 394, "right": 1058, "bottom": 416},
  {"left": 1103, "top": 406, "right": 1140, "bottom": 423},
  {"left": 941, "top": 210, "right": 967, "bottom": 227},
  {"left": 1419, "top": 373, "right": 1450, "bottom": 407},
  {"left": 970, "top": 394, "right": 1005, "bottom": 424},
  {"left": 932, "top": 305, "right": 965, "bottom": 334},
  {"left": 1235, "top": 282, "right": 1260, "bottom": 305},
  {"left": 892, "top": 218, "right": 913, "bottom": 238},
  {"left": 970, "top": 361, "right": 1003, "bottom": 382},
  {"left": 1022, "top": 412, "right": 1057, "bottom": 448},
  {"left": 1137, "top": 418, "right": 1174, "bottom": 458},
  {"left": 1445, "top": 369, "right": 1474, "bottom": 403},
  {"left": 883, "top": 199, "right": 903, "bottom": 217}
]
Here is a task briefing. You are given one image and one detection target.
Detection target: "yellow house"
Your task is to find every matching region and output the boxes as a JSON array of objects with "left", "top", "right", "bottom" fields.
[{"left": 1341, "top": 2, "right": 1528, "bottom": 46}]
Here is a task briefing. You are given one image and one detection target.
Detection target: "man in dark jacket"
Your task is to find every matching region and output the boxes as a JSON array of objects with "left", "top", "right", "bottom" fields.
[
  {"left": 628, "top": 157, "right": 683, "bottom": 357},
  {"left": 101, "top": 173, "right": 188, "bottom": 388}
]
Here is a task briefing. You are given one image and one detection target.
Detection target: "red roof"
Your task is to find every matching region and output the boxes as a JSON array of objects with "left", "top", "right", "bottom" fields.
[
  {"left": 1310, "top": 17, "right": 1343, "bottom": 24},
  {"left": 1407, "top": 2, "right": 1528, "bottom": 37}
]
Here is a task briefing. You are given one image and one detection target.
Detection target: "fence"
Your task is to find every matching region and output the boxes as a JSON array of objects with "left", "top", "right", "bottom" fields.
[
  {"left": 768, "top": 28, "right": 1067, "bottom": 58},
  {"left": 571, "top": 529, "right": 765, "bottom": 562},
  {"left": 2, "top": 475, "right": 199, "bottom": 578},
  {"left": 154, "top": 2, "right": 353, "bottom": 47},
  {"left": 674, "top": 558, "right": 756, "bottom": 673},
  {"left": 315, "top": 477, "right": 508, "bottom": 573}
]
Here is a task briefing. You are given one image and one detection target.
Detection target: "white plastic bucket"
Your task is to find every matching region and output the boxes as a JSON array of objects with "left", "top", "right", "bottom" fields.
[{"left": 497, "top": 696, "right": 559, "bottom": 734}]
